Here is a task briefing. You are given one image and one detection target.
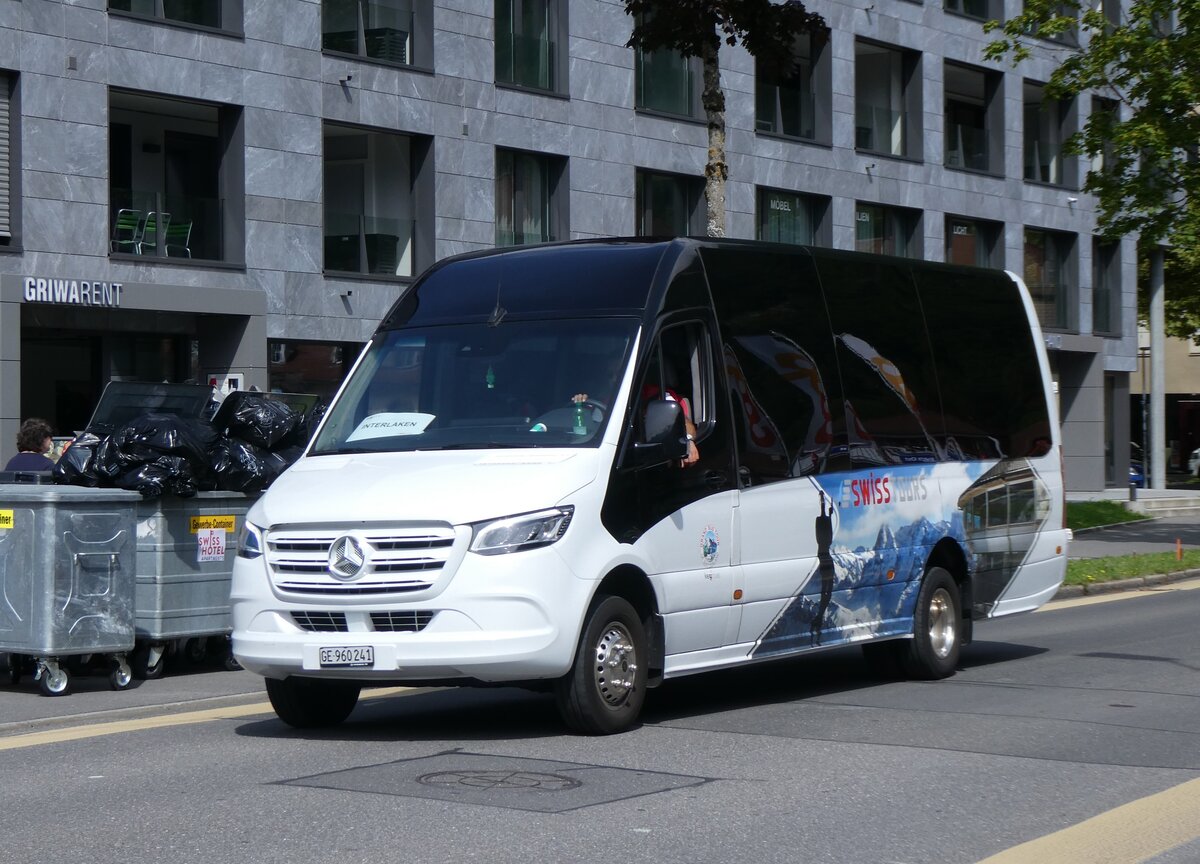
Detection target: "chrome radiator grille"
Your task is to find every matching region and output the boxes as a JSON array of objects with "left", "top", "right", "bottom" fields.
[{"left": 266, "top": 525, "right": 457, "bottom": 596}]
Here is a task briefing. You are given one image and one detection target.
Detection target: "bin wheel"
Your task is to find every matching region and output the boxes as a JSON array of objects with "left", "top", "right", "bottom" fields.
[
  {"left": 184, "top": 638, "right": 207, "bottom": 664},
  {"left": 131, "top": 644, "right": 166, "bottom": 680},
  {"left": 109, "top": 658, "right": 133, "bottom": 691},
  {"left": 38, "top": 663, "right": 70, "bottom": 697},
  {"left": 6, "top": 654, "right": 21, "bottom": 687}
]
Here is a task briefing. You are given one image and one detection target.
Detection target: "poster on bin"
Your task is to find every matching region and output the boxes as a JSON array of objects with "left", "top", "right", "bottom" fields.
[{"left": 197, "top": 527, "right": 226, "bottom": 562}]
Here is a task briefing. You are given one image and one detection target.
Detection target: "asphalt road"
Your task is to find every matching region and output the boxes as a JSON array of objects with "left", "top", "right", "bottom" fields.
[
  {"left": 2, "top": 581, "right": 1198, "bottom": 864},
  {"left": 1070, "top": 514, "right": 1200, "bottom": 559}
]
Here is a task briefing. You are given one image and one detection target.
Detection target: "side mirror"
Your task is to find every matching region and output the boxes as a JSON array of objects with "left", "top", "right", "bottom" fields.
[{"left": 631, "top": 399, "right": 688, "bottom": 465}]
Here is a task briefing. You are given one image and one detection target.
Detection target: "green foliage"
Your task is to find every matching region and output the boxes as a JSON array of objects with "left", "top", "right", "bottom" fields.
[
  {"left": 985, "top": 1, "right": 1200, "bottom": 253},
  {"left": 1136, "top": 247, "right": 1200, "bottom": 338},
  {"left": 623, "top": 0, "right": 824, "bottom": 80},
  {"left": 1065, "top": 549, "right": 1200, "bottom": 584}
]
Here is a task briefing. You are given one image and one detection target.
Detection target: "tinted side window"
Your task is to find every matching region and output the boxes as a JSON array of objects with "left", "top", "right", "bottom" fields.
[
  {"left": 704, "top": 249, "right": 846, "bottom": 484},
  {"left": 916, "top": 268, "right": 1052, "bottom": 459},
  {"left": 814, "top": 253, "right": 944, "bottom": 466}
]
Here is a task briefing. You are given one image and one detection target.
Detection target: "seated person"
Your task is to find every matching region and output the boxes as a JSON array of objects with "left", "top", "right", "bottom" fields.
[{"left": 5, "top": 418, "right": 55, "bottom": 471}]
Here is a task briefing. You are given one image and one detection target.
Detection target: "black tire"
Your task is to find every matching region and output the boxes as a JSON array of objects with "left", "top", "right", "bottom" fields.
[
  {"left": 265, "top": 677, "right": 362, "bottom": 729},
  {"left": 555, "top": 595, "right": 647, "bottom": 735},
  {"left": 901, "top": 567, "right": 961, "bottom": 680},
  {"left": 109, "top": 661, "right": 133, "bottom": 691},
  {"left": 131, "top": 644, "right": 166, "bottom": 680},
  {"left": 38, "top": 664, "right": 70, "bottom": 697}
]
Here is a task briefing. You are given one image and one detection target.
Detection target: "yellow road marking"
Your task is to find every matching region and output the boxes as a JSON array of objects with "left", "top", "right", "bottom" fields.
[
  {"left": 0, "top": 686, "right": 413, "bottom": 752},
  {"left": 1041, "top": 577, "right": 1200, "bottom": 612},
  {"left": 976, "top": 775, "right": 1200, "bottom": 864}
]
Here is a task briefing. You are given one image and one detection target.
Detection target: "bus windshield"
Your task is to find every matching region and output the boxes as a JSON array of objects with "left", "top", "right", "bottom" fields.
[{"left": 311, "top": 318, "right": 638, "bottom": 455}]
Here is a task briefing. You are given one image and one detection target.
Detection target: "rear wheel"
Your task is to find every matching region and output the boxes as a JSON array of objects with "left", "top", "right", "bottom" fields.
[
  {"left": 901, "top": 567, "right": 961, "bottom": 679},
  {"left": 265, "top": 677, "right": 362, "bottom": 729},
  {"left": 555, "top": 595, "right": 647, "bottom": 735}
]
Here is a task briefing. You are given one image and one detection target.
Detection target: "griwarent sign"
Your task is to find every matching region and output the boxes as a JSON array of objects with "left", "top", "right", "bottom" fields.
[{"left": 23, "top": 277, "right": 123, "bottom": 307}]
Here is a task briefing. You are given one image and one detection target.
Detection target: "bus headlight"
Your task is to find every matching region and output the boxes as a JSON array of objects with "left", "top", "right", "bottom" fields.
[{"left": 469, "top": 507, "right": 574, "bottom": 556}]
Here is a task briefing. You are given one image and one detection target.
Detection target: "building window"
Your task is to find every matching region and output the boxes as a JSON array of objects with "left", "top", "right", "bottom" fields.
[
  {"left": 496, "top": 149, "right": 566, "bottom": 246},
  {"left": 1093, "top": 238, "right": 1119, "bottom": 335},
  {"left": 1024, "top": 228, "right": 1076, "bottom": 331},
  {"left": 855, "top": 203, "right": 920, "bottom": 258},
  {"left": 1024, "top": 81, "right": 1074, "bottom": 186},
  {"left": 495, "top": 0, "right": 565, "bottom": 93},
  {"left": 268, "top": 340, "right": 363, "bottom": 405},
  {"left": 322, "top": 0, "right": 430, "bottom": 67},
  {"left": 109, "top": 90, "right": 243, "bottom": 262},
  {"left": 855, "top": 41, "right": 921, "bottom": 159},
  {"left": 108, "top": 0, "right": 241, "bottom": 30},
  {"left": 944, "top": 0, "right": 999, "bottom": 20},
  {"left": 945, "top": 62, "right": 1001, "bottom": 174},
  {"left": 756, "top": 188, "right": 828, "bottom": 246},
  {"left": 756, "top": 29, "right": 829, "bottom": 142},
  {"left": 1025, "top": 2, "right": 1078, "bottom": 45},
  {"left": 323, "top": 123, "right": 423, "bottom": 278},
  {"left": 945, "top": 216, "right": 1002, "bottom": 268},
  {"left": 636, "top": 39, "right": 698, "bottom": 117},
  {"left": 0, "top": 72, "right": 13, "bottom": 248},
  {"left": 636, "top": 170, "right": 704, "bottom": 236},
  {"left": 1091, "top": 96, "right": 1118, "bottom": 176}
]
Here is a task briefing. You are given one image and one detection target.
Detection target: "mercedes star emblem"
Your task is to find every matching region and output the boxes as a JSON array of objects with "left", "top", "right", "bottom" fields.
[{"left": 328, "top": 535, "right": 366, "bottom": 580}]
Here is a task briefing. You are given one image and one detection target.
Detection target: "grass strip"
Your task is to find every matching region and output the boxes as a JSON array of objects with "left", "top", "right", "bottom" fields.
[
  {"left": 1065, "top": 550, "right": 1200, "bottom": 585},
  {"left": 1066, "top": 500, "right": 1149, "bottom": 532}
]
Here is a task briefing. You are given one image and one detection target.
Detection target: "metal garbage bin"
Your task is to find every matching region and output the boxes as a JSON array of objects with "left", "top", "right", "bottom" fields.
[
  {"left": 0, "top": 485, "right": 140, "bottom": 696},
  {"left": 132, "top": 491, "right": 253, "bottom": 677}
]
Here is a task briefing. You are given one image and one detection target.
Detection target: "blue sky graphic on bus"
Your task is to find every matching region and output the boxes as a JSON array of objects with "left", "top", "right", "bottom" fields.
[{"left": 752, "top": 461, "right": 990, "bottom": 658}]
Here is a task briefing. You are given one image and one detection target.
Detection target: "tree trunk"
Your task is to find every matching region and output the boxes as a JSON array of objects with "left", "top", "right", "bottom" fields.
[{"left": 700, "top": 37, "right": 726, "bottom": 238}]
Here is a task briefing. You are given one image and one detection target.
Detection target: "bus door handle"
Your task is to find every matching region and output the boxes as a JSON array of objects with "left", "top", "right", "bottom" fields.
[{"left": 704, "top": 470, "right": 728, "bottom": 490}]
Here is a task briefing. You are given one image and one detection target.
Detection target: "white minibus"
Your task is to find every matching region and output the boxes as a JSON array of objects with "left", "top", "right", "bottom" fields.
[{"left": 231, "top": 238, "right": 1068, "bottom": 734}]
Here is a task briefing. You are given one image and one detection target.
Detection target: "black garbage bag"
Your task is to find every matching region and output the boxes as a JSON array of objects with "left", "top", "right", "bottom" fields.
[
  {"left": 114, "top": 413, "right": 219, "bottom": 474},
  {"left": 113, "top": 462, "right": 172, "bottom": 499},
  {"left": 224, "top": 396, "right": 301, "bottom": 451},
  {"left": 92, "top": 435, "right": 136, "bottom": 482},
  {"left": 211, "top": 439, "right": 304, "bottom": 494},
  {"left": 52, "top": 432, "right": 103, "bottom": 486}
]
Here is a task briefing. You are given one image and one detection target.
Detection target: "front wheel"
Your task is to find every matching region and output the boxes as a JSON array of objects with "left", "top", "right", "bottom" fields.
[
  {"left": 555, "top": 595, "right": 647, "bottom": 735},
  {"left": 265, "top": 677, "right": 362, "bottom": 729},
  {"left": 901, "top": 567, "right": 962, "bottom": 679}
]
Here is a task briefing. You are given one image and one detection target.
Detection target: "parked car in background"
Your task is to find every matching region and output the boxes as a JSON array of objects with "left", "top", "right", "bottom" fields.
[{"left": 1188, "top": 446, "right": 1200, "bottom": 477}]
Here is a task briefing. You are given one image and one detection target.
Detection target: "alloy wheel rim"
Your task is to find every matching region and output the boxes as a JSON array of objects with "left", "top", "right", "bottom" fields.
[{"left": 928, "top": 588, "right": 956, "bottom": 658}]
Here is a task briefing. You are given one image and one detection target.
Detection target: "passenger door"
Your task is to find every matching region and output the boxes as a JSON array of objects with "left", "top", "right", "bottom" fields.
[{"left": 603, "top": 317, "right": 739, "bottom": 654}]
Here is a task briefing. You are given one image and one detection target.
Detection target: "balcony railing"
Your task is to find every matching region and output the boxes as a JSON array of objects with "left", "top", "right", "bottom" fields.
[
  {"left": 109, "top": 190, "right": 223, "bottom": 260},
  {"left": 324, "top": 211, "right": 414, "bottom": 277},
  {"left": 323, "top": 1, "right": 413, "bottom": 65}
]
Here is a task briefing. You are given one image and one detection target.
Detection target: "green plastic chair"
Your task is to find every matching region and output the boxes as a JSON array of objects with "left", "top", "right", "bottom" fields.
[
  {"left": 110, "top": 209, "right": 144, "bottom": 253},
  {"left": 138, "top": 211, "right": 170, "bottom": 255},
  {"left": 165, "top": 219, "right": 192, "bottom": 258}
]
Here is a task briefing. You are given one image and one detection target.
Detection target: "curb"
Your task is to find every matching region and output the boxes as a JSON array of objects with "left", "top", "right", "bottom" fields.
[{"left": 1052, "top": 568, "right": 1200, "bottom": 599}]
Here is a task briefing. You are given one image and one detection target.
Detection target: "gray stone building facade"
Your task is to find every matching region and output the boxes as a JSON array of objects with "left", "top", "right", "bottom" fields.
[{"left": 0, "top": 0, "right": 1136, "bottom": 493}]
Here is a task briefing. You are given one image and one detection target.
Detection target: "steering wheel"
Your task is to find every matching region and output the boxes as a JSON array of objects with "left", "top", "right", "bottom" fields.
[{"left": 532, "top": 399, "right": 606, "bottom": 433}]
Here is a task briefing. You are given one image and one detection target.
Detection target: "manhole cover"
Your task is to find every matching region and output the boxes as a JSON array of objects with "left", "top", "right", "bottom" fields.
[{"left": 418, "top": 770, "right": 582, "bottom": 791}]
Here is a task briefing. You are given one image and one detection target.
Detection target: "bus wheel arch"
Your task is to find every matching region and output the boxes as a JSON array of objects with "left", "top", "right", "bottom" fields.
[{"left": 556, "top": 566, "right": 658, "bottom": 734}]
